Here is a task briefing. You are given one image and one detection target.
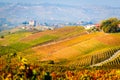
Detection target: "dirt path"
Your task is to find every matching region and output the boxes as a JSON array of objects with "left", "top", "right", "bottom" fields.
[
  {"left": 31, "top": 31, "right": 89, "bottom": 61},
  {"left": 32, "top": 31, "right": 88, "bottom": 49}
]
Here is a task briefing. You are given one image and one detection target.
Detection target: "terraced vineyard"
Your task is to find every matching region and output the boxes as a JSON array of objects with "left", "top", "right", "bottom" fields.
[
  {"left": 102, "top": 51, "right": 120, "bottom": 68},
  {"left": 69, "top": 47, "right": 120, "bottom": 67}
]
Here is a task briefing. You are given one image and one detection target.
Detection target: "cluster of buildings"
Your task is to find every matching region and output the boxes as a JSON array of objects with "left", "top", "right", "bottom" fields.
[
  {"left": 84, "top": 24, "right": 100, "bottom": 29},
  {"left": 20, "top": 20, "right": 102, "bottom": 31},
  {"left": 21, "top": 20, "right": 54, "bottom": 31}
]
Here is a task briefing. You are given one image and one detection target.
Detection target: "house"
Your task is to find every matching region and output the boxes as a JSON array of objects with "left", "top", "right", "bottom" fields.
[
  {"left": 95, "top": 24, "right": 100, "bottom": 28},
  {"left": 118, "top": 24, "right": 120, "bottom": 28},
  {"left": 95, "top": 24, "right": 101, "bottom": 30},
  {"left": 84, "top": 25, "right": 95, "bottom": 29}
]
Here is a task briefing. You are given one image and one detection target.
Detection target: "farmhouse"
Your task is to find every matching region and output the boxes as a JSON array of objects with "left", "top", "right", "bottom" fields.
[{"left": 84, "top": 24, "right": 95, "bottom": 29}]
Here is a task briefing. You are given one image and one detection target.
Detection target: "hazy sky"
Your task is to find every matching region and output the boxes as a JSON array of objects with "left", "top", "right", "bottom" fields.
[
  {"left": 0, "top": 0, "right": 120, "bottom": 24},
  {"left": 0, "top": 0, "right": 120, "bottom": 7}
]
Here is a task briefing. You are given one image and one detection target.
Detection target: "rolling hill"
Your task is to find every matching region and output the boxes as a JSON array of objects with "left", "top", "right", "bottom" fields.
[
  {"left": 1, "top": 26, "right": 120, "bottom": 80},
  {"left": 30, "top": 32, "right": 120, "bottom": 63},
  {"left": 0, "top": 26, "right": 120, "bottom": 67}
]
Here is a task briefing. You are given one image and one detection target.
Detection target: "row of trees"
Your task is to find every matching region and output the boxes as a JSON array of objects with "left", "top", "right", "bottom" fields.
[{"left": 100, "top": 18, "right": 120, "bottom": 33}]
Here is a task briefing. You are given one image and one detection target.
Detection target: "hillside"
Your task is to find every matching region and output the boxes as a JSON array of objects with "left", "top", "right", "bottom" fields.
[
  {"left": 0, "top": 26, "right": 85, "bottom": 55},
  {"left": 1, "top": 26, "right": 120, "bottom": 79},
  {"left": 1, "top": 27, "right": 120, "bottom": 64},
  {"left": 29, "top": 32, "right": 120, "bottom": 63}
]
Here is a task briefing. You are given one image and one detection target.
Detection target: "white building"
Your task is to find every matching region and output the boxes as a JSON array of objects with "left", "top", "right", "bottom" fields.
[
  {"left": 84, "top": 25, "right": 95, "bottom": 29},
  {"left": 29, "top": 20, "right": 36, "bottom": 26}
]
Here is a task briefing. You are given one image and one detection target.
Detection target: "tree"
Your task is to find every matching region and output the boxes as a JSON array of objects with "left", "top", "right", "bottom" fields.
[
  {"left": 1, "top": 35, "right": 4, "bottom": 38},
  {"left": 22, "top": 21, "right": 29, "bottom": 26},
  {"left": 100, "top": 18, "right": 120, "bottom": 33}
]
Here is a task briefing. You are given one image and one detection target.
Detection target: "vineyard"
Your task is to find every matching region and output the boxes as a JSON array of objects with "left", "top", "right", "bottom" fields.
[
  {"left": 0, "top": 27, "right": 120, "bottom": 79},
  {"left": 69, "top": 47, "right": 120, "bottom": 67},
  {"left": 1, "top": 46, "right": 120, "bottom": 80},
  {"left": 102, "top": 51, "right": 120, "bottom": 68},
  {"left": 0, "top": 52, "right": 120, "bottom": 80}
]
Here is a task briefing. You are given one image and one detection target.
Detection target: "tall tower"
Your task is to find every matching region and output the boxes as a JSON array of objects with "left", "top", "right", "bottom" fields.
[{"left": 29, "top": 20, "right": 36, "bottom": 27}]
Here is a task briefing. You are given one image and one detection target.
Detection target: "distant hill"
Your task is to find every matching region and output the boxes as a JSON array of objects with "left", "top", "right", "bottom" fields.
[{"left": 0, "top": 3, "right": 120, "bottom": 26}]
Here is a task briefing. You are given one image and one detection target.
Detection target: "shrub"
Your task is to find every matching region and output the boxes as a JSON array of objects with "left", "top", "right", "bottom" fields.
[
  {"left": 0, "top": 35, "right": 4, "bottom": 38},
  {"left": 100, "top": 17, "right": 120, "bottom": 33}
]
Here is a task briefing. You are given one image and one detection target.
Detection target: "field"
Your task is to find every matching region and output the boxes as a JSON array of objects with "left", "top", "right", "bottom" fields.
[
  {"left": 0, "top": 26, "right": 85, "bottom": 55},
  {"left": 0, "top": 26, "right": 120, "bottom": 80}
]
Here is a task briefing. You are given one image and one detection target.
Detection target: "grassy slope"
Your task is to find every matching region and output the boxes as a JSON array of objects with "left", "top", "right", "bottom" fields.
[
  {"left": 1, "top": 27, "right": 120, "bottom": 65},
  {"left": 19, "top": 26, "right": 85, "bottom": 48},
  {"left": 0, "top": 31, "right": 32, "bottom": 45},
  {"left": 0, "top": 26, "right": 85, "bottom": 55},
  {"left": 0, "top": 31, "right": 32, "bottom": 55},
  {"left": 30, "top": 32, "right": 120, "bottom": 63}
]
